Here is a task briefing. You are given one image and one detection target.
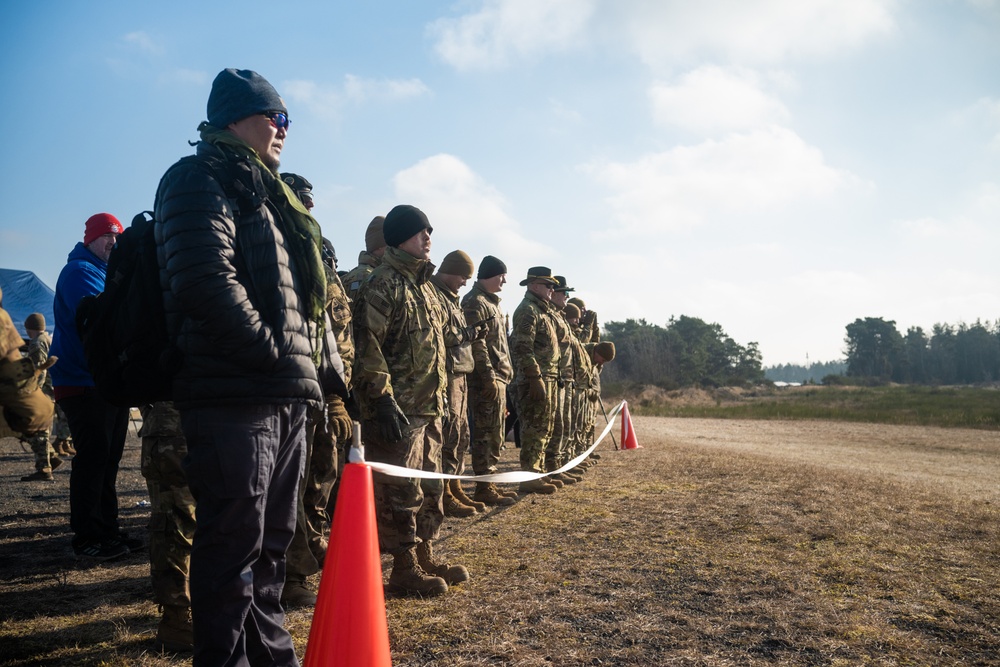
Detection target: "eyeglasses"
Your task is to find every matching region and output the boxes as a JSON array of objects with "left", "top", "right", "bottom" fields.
[{"left": 263, "top": 111, "right": 290, "bottom": 130}]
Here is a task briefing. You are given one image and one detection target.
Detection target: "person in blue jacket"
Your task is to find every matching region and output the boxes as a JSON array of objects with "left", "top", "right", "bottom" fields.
[{"left": 51, "top": 212, "right": 136, "bottom": 561}]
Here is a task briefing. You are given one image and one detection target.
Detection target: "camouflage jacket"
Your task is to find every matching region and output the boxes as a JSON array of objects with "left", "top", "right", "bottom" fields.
[
  {"left": 326, "top": 270, "right": 354, "bottom": 388},
  {"left": 510, "top": 291, "right": 560, "bottom": 381},
  {"left": 25, "top": 332, "right": 52, "bottom": 392},
  {"left": 461, "top": 282, "right": 513, "bottom": 385},
  {"left": 0, "top": 306, "right": 37, "bottom": 398},
  {"left": 578, "top": 309, "right": 600, "bottom": 344},
  {"left": 552, "top": 310, "right": 575, "bottom": 383},
  {"left": 342, "top": 251, "right": 381, "bottom": 306},
  {"left": 353, "top": 246, "right": 447, "bottom": 419},
  {"left": 429, "top": 275, "right": 475, "bottom": 377},
  {"left": 138, "top": 401, "right": 183, "bottom": 438},
  {"left": 568, "top": 328, "right": 594, "bottom": 387}
]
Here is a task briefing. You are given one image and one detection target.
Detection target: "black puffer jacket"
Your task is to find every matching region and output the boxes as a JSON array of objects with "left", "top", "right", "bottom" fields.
[{"left": 154, "top": 142, "right": 334, "bottom": 409}]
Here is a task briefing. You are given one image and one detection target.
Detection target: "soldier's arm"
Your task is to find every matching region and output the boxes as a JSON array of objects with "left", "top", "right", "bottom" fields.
[
  {"left": 464, "top": 301, "right": 494, "bottom": 380},
  {"left": 353, "top": 281, "right": 395, "bottom": 401},
  {"left": 510, "top": 308, "right": 541, "bottom": 378}
]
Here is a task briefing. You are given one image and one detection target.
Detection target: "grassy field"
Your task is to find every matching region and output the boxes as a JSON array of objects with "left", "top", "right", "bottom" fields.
[
  {"left": 618, "top": 384, "right": 1000, "bottom": 430},
  {"left": 1, "top": 391, "right": 998, "bottom": 665}
]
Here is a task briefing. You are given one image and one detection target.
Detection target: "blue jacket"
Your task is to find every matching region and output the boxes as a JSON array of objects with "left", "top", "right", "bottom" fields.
[{"left": 50, "top": 242, "right": 107, "bottom": 387}]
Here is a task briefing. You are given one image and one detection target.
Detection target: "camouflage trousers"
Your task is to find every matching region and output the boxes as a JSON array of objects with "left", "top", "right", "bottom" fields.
[
  {"left": 468, "top": 379, "right": 507, "bottom": 475},
  {"left": 514, "top": 377, "right": 557, "bottom": 474},
  {"left": 364, "top": 415, "right": 444, "bottom": 555},
  {"left": 545, "top": 382, "right": 575, "bottom": 471},
  {"left": 570, "top": 389, "right": 591, "bottom": 457},
  {"left": 287, "top": 410, "right": 342, "bottom": 579},
  {"left": 52, "top": 401, "right": 72, "bottom": 442},
  {"left": 441, "top": 374, "right": 470, "bottom": 475},
  {"left": 141, "top": 434, "right": 195, "bottom": 608},
  {"left": 3, "top": 387, "right": 55, "bottom": 472}
]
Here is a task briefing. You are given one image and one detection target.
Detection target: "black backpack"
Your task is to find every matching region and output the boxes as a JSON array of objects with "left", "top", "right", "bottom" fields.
[{"left": 76, "top": 154, "right": 267, "bottom": 408}]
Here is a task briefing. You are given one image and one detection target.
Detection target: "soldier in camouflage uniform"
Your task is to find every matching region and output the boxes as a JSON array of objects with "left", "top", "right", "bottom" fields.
[
  {"left": 429, "top": 250, "right": 489, "bottom": 517},
  {"left": 562, "top": 303, "right": 592, "bottom": 465},
  {"left": 509, "top": 267, "right": 563, "bottom": 495},
  {"left": 139, "top": 401, "right": 194, "bottom": 652},
  {"left": 568, "top": 296, "right": 600, "bottom": 344},
  {"left": 0, "top": 294, "right": 56, "bottom": 482},
  {"left": 342, "top": 215, "right": 386, "bottom": 304},
  {"left": 353, "top": 204, "right": 467, "bottom": 596},
  {"left": 279, "top": 174, "right": 357, "bottom": 608},
  {"left": 21, "top": 313, "right": 62, "bottom": 478},
  {"left": 462, "top": 255, "right": 518, "bottom": 506},
  {"left": 545, "top": 277, "right": 582, "bottom": 485}
]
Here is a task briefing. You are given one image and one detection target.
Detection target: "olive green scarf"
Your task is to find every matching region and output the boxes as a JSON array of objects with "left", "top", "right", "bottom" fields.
[{"left": 199, "top": 123, "right": 327, "bottom": 366}]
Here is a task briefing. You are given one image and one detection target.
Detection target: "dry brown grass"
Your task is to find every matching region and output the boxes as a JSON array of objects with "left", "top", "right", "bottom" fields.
[{"left": 1, "top": 415, "right": 998, "bottom": 666}]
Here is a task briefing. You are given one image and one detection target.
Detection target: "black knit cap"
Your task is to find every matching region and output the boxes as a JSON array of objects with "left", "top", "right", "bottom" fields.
[
  {"left": 478, "top": 255, "right": 507, "bottom": 279},
  {"left": 383, "top": 204, "right": 433, "bottom": 247},
  {"left": 207, "top": 68, "right": 286, "bottom": 128}
]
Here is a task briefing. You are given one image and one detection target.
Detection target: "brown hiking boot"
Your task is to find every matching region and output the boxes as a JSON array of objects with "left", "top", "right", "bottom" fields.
[
  {"left": 63, "top": 440, "right": 76, "bottom": 456},
  {"left": 281, "top": 577, "right": 317, "bottom": 609},
  {"left": 550, "top": 472, "right": 578, "bottom": 485},
  {"left": 388, "top": 546, "right": 448, "bottom": 597},
  {"left": 443, "top": 483, "right": 477, "bottom": 518},
  {"left": 518, "top": 478, "right": 557, "bottom": 495},
  {"left": 416, "top": 541, "right": 469, "bottom": 586},
  {"left": 543, "top": 475, "right": 564, "bottom": 489},
  {"left": 21, "top": 471, "right": 54, "bottom": 482},
  {"left": 154, "top": 605, "right": 193, "bottom": 653},
  {"left": 450, "top": 479, "right": 486, "bottom": 512},
  {"left": 473, "top": 482, "right": 516, "bottom": 507}
]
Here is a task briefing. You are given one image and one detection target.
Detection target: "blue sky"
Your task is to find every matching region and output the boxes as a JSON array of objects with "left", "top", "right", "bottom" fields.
[{"left": 1, "top": 0, "right": 997, "bottom": 365}]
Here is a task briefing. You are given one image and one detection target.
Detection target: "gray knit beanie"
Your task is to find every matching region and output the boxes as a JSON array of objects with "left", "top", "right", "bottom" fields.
[{"left": 207, "top": 68, "right": 286, "bottom": 128}]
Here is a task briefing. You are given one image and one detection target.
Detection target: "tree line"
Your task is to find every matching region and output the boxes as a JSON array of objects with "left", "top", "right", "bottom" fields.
[
  {"left": 844, "top": 317, "right": 1000, "bottom": 384},
  {"left": 600, "top": 316, "right": 764, "bottom": 389}
]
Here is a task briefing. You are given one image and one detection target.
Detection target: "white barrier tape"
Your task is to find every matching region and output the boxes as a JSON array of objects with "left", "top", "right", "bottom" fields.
[{"left": 346, "top": 400, "right": 627, "bottom": 482}]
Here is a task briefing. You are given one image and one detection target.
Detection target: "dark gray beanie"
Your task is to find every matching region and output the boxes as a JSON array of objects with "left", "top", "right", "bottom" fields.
[
  {"left": 383, "top": 205, "right": 432, "bottom": 247},
  {"left": 207, "top": 68, "right": 286, "bottom": 128},
  {"left": 478, "top": 255, "right": 507, "bottom": 279}
]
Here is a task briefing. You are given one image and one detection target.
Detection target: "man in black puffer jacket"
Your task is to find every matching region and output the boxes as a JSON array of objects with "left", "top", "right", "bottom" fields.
[{"left": 154, "top": 68, "right": 348, "bottom": 667}]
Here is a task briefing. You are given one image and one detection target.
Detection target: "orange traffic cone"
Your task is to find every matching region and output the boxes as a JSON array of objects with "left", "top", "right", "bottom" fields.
[
  {"left": 621, "top": 402, "right": 642, "bottom": 450},
  {"left": 303, "top": 461, "right": 392, "bottom": 667}
]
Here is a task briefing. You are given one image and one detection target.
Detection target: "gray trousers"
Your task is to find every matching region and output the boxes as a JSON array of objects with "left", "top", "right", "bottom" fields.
[{"left": 181, "top": 403, "right": 306, "bottom": 667}]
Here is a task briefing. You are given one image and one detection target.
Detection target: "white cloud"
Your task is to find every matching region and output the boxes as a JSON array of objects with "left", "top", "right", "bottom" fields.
[
  {"left": 123, "top": 31, "right": 161, "bottom": 55},
  {"left": 585, "top": 126, "right": 858, "bottom": 233},
  {"left": 392, "top": 154, "right": 551, "bottom": 263},
  {"left": 429, "top": 0, "right": 597, "bottom": 71},
  {"left": 283, "top": 75, "right": 429, "bottom": 118},
  {"left": 615, "top": 0, "right": 896, "bottom": 68},
  {"left": 649, "top": 65, "right": 791, "bottom": 133}
]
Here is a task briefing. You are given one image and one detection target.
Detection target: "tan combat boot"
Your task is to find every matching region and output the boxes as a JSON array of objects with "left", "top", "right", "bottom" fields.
[
  {"left": 443, "top": 481, "right": 476, "bottom": 517},
  {"left": 473, "top": 482, "right": 516, "bottom": 507},
  {"left": 550, "top": 472, "right": 578, "bottom": 485},
  {"left": 416, "top": 540, "right": 469, "bottom": 586},
  {"left": 155, "top": 605, "right": 193, "bottom": 653},
  {"left": 543, "top": 475, "right": 565, "bottom": 489},
  {"left": 450, "top": 479, "right": 486, "bottom": 512},
  {"left": 281, "top": 575, "right": 317, "bottom": 609},
  {"left": 388, "top": 546, "right": 448, "bottom": 597},
  {"left": 518, "top": 478, "right": 557, "bottom": 495}
]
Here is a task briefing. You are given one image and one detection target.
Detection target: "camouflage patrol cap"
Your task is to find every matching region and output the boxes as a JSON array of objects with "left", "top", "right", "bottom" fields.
[
  {"left": 568, "top": 297, "right": 586, "bottom": 310},
  {"left": 553, "top": 275, "right": 575, "bottom": 293},
  {"left": 564, "top": 304, "right": 581, "bottom": 320},
  {"left": 518, "top": 266, "right": 558, "bottom": 287}
]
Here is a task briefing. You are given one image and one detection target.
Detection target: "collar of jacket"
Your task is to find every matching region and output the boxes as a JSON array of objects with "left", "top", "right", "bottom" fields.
[
  {"left": 429, "top": 274, "right": 459, "bottom": 302},
  {"left": 358, "top": 250, "right": 381, "bottom": 268},
  {"left": 525, "top": 290, "right": 551, "bottom": 310},
  {"left": 384, "top": 246, "right": 435, "bottom": 285},
  {"left": 471, "top": 282, "right": 501, "bottom": 305}
]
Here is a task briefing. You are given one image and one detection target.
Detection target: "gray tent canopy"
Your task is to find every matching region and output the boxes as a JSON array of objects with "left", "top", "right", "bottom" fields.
[{"left": 0, "top": 268, "right": 56, "bottom": 337}]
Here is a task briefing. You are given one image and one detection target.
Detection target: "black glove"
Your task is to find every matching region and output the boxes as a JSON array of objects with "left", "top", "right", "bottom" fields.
[{"left": 374, "top": 395, "right": 410, "bottom": 443}]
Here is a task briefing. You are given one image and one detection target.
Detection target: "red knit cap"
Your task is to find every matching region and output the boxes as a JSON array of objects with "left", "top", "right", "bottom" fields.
[{"left": 83, "top": 213, "right": 124, "bottom": 246}]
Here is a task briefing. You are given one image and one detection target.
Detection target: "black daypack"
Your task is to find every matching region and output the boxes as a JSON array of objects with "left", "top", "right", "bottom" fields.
[
  {"left": 76, "top": 211, "right": 175, "bottom": 408},
  {"left": 76, "top": 154, "right": 268, "bottom": 408}
]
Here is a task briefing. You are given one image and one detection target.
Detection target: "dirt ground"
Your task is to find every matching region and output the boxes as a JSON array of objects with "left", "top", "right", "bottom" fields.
[{"left": 1, "top": 414, "right": 998, "bottom": 665}]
